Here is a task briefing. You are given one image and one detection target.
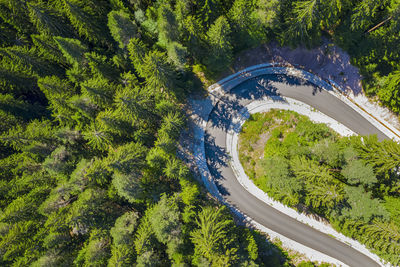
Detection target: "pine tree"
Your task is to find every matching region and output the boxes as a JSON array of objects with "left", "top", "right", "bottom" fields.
[
  {"left": 139, "top": 50, "right": 178, "bottom": 99},
  {"left": 127, "top": 37, "right": 148, "bottom": 73},
  {"left": 163, "top": 157, "right": 183, "bottom": 180},
  {"left": 196, "top": 0, "right": 223, "bottom": 28},
  {"left": 157, "top": 4, "right": 179, "bottom": 47},
  {"left": 355, "top": 135, "right": 400, "bottom": 176},
  {"left": 28, "top": 3, "right": 75, "bottom": 38},
  {"left": 167, "top": 42, "right": 187, "bottom": 70},
  {"left": 31, "top": 34, "right": 68, "bottom": 66},
  {"left": 148, "top": 195, "right": 184, "bottom": 263},
  {"left": 63, "top": 0, "right": 112, "bottom": 46},
  {"left": 74, "top": 230, "right": 111, "bottom": 267},
  {"left": 108, "top": 142, "right": 147, "bottom": 175},
  {"left": 180, "top": 15, "right": 205, "bottom": 60},
  {"left": 304, "top": 180, "right": 344, "bottom": 210},
  {"left": 107, "top": 10, "right": 138, "bottom": 49},
  {"left": 377, "top": 70, "right": 400, "bottom": 113},
  {"left": 262, "top": 156, "right": 303, "bottom": 201},
  {"left": 68, "top": 188, "right": 119, "bottom": 233},
  {"left": 114, "top": 85, "right": 156, "bottom": 131},
  {"left": 81, "top": 77, "right": 116, "bottom": 109},
  {"left": 1, "top": 46, "right": 64, "bottom": 77},
  {"left": 282, "top": 0, "right": 342, "bottom": 46},
  {"left": 1, "top": 120, "right": 57, "bottom": 153},
  {"left": 134, "top": 215, "right": 164, "bottom": 265},
  {"left": 159, "top": 112, "right": 185, "bottom": 140},
  {"left": 54, "top": 36, "right": 88, "bottom": 67},
  {"left": 0, "top": 220, "right": 37, "bottom": 263},
  {"left": 68, "top": 95, "right": 99, "bottom": 123},
  {"left": 206, "top": 16, "right": 233, "bottom": 72},
  {"left": 0, "top": 94, "right": 46, "bottom": 121},
  {"left": 228, "top": 0, "right": 261, "bottom": 48},
  {"left": 112, "top": 169, "right": 143, "bottom": 203},
  {"left": 108, "top": 211, "right": 139, "bottom": 266},
  {"left": 351, "top": 0, "right": 384, "bottom": 31},
  {"left": 0, "top": 20, "right": 17, "bottom": 47},
  {"left": 37, "top": 76, "right": 76, "bottom": 125},
  {"left": 85, "top": 52, "right": 120, "bottom": 81},
  {"left": 82, "top": 123, "right": 112, "bottom": 151},
  {"left": 191, "top": 206, "right": 237, "bottom": 265},
  {"left": 42, "top": 145, "right": 75, "bottom": 176},
  {"left": 251, "top": 0, "right": 280, "bottom": 27},
  {"left": 96, "top": 109, "right": 135, "bottom": 139},
  {"left": 0, "top": 0, "right": 33, "bottom": 33},
  {"left": 0, "top": 63, "right": 36, "bottom": 98},
  {"left": 341, "top": 160, "right": 377, "bottom": 186},
  {"left": 343, "top": 186, "right": 389, "bottom": 223}
]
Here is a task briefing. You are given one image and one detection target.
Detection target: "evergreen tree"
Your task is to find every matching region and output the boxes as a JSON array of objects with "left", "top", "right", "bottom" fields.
[
  {"left": 139, "top": 50, "right": 179, "bottom": 99},
  {"left": 304, "top": 180, "right": 344, "bottom": 210},
  {"left": 114, "top": 85, "right": 157, "bottom": 135},
  {"left": 74, "top": 229, "right": 111, "bottom": 267},
  {"left": 85, "top": 52, "right": 120, "bottom": 81},
  {"left": 196, "top": 0, "right": 223, "bottom": 28},
  {"left": 96, "top": 109, "right": 135, "bottom": 139},
  {"left": 127, "top": 38, "right": 148, "bottom": 72},
  {"left": 68, "top": 188, "right": 119, "bottom": 234},
  {"left": 341, "top": 160, "right": 377, "bottom": 186},
  {"left": 191, "top": 206, "right": 238, "bottom": 266},
  {"left": 263, "top": 156, "right": 302, "bottom": 196},
  {"left": 228, "top": 0, "right": 261, "bottom": 48},
  {"left": 0, "top": 94, "right": 46, "bottom": 121},
  {"left": 355, "top": 135, "right": 400, "bottom": 176},
  {"left": 157, "top": 4, "right": 179, "bottom": 47},
  {"left": 377, "top": 70, "right": 400, "bottom": 113},
  {"left": 1, "top": 120, "right": 57, "bottom": 153},
  {"left": 63, "top": 0, "right": 112, "bottom": 46},
  {"left": 37, "top": 76, "right": 76, "bottom": 125},
  {"left": 281, "top": 0, "right": 342, "bottom": 46},
  {"left": 149, "top": 195, "right": 184, "bottom": 263},
  {"left": 31, "top": 34, "right": 68, "bottom": 66},
  {"left": 134, "top": 215, "right": 164, "bottom": 266},
  {"left": 343, "top": 186, "right": 389, "bottom": 223},
  {"left": 108, "top": 211, "right": 139, "bottom": 266},
  {"left": 28, "top": 3, "right": 75, "bottom": 38},
  {"left": 167, "top": 42, "right": 187, "bottom": 70},
  {"left": 54, "top": 36, "right": 88, "bottom": 67},
  {"left": 107, "top": 10, "right": 138, "bottom": 49},
  {"left": 205, "top": 16, "right": 232, "bottom": 72},
  {"left": 251, "top": 0, "right": 280, "bottom": 28},
  {"left": 180, "top": 15, "right": 205, "bottom": 60},
  {"left": 81, "top": 77, "right": 116, "bottom": 109},
  {"left": 351, "top": 0, "right": 386, "bottom": 31},
  {"left": 0, "top": 0, "right": 32, "bottom": 33},
  {"left": 0, "top": 21, "right": 17, "bottom": 47},
  {"left": 108, "top": 142, "right": 147, "bottom": 175},
  {"left": 0, "top": 46, "right": 64, "bottom": 78}
]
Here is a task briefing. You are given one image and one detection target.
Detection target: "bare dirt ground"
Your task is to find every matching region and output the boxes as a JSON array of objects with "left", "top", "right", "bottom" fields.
[
  {"left": 229, "top": 41, "right": 362, "bottom": 94},
  {"left": 224, "top": 41, "right": 400, "bottom": 130}
]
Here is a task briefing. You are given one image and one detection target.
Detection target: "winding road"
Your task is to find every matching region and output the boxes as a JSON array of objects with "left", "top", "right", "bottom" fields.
[{"left": 196, "top": 66, "right": 395, "bottom": 266}]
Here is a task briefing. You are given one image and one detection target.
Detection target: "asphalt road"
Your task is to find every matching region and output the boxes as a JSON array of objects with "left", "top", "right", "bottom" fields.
[{"left": 204, "top": 74, "right": 386, "bottom": 266}]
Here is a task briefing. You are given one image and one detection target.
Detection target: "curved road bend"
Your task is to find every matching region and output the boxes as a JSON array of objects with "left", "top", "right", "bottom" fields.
[{"left": 205, "top": 74, "right": 386, "bottom": 267}]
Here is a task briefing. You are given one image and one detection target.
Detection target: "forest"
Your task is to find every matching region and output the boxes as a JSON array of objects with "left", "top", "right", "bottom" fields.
[
  {"left": 239, "top": 110, "right": 400, "bottom": 265},
  {"left": 0, "top": 0, "right": 399, "bottom": 266}
]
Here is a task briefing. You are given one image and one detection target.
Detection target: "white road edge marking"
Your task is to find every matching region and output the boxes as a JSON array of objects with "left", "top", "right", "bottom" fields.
[
  {"left": 226, "top": 96, "right": 387, "bottom": 266},
  {"left": 191, "top": 64, "right": 397, "bottom": 267}
]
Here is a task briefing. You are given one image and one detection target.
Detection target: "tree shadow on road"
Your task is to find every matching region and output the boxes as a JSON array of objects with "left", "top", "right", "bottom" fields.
[
  {"left": 204, "top": 73, "right": 329, "bottom": 196},
  {"left": 204, "top": 132, "right": 231, "bottom": 195}
]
